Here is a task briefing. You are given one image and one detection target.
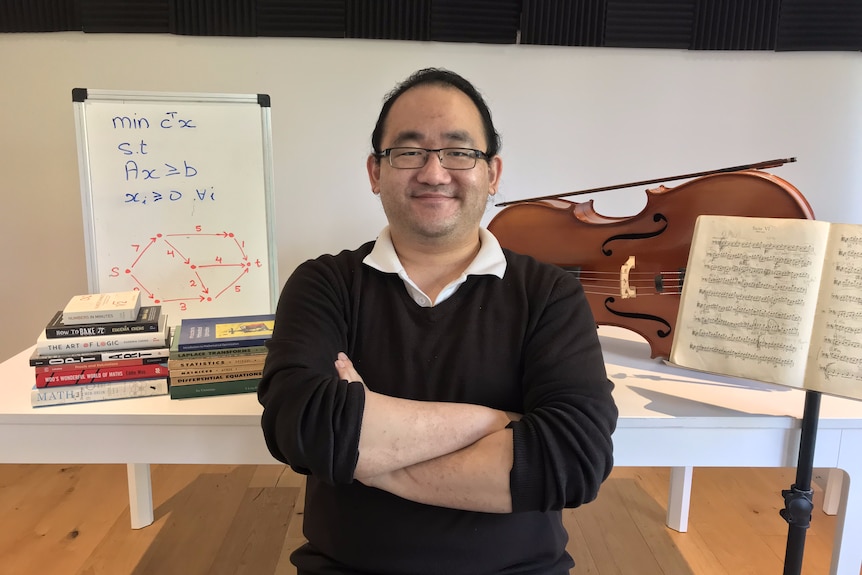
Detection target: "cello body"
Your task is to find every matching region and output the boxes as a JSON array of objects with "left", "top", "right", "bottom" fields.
[{"left": 487, "top": 170, "right": 815, "bottom": 359}]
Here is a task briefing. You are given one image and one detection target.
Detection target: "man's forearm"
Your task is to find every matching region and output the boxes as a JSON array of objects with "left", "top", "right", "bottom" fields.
[
  {"left": 362, "top": 428, "right": 514, "bottom": 513},
  {"left": 336, "top": 352, "right": 511, "bottom": 480},
  {"left": 354, "top": 388, "right": 511, "bottom": 479}
]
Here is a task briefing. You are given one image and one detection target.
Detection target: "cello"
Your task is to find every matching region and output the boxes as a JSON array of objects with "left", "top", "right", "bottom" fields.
[{"left": 486, "top": 159, "right": 815, "bottom": 359}]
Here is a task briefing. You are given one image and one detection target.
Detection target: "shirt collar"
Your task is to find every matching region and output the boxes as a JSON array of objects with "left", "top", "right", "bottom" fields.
[{"left": 363, "top": 226, "right": 507, "bottom": 279}]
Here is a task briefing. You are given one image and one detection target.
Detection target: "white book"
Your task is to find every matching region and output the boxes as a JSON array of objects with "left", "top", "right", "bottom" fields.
[
  {"left": 62, "top": 291, "right": 142, "bottom": 325},
  {"left": 30, "top": 377, "right": 169, "bottom": 407},
  {"left": 35, "top": 314, "right": 169, "bottom": 356}
]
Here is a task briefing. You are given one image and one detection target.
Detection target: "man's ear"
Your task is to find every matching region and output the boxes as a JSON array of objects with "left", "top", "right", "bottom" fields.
[
  {"left": 367, "top": 154, "right": 381, "bottom": 195},
  {"left": 487, "top": 155, "right": 503, "bottom": 196}
]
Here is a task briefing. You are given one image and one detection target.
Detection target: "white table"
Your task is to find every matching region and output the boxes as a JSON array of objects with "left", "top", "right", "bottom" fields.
[
  {"left": 601, "top": 328, "right": 862, "bottom": 575},
  {"left": 1, "top": 330, "right": 861, "bottom": 575}
]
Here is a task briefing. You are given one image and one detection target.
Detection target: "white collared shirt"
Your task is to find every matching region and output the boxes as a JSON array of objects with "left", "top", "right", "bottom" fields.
[{"left": 363, "top": 226, "right": 507, "bottom": 307}]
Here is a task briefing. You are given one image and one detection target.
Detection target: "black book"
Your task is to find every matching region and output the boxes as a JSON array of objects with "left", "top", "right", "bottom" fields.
[{"left": 44, "top": 306, "right": 162, "bottom": 339}]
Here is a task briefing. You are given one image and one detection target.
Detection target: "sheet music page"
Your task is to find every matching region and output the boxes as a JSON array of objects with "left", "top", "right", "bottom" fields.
[
  {"left": 670, "top": 215, "right": 831, "bottom": 389},
  {"left": 805, "top": 223, "right": 862, "bottom": 400}
]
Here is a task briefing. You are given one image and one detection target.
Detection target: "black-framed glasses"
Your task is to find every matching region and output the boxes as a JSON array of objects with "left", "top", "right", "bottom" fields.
[{"left": 378, "top": 147, "right": 489, "bottom": 170}]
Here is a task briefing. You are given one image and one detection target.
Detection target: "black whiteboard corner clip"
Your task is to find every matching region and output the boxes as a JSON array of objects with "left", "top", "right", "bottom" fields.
[
  {"left": 72, "top": 88, "right": 88, "bottom": 102},
  {"left": 258, "top": 94, "right": 271, "bottom": 107}
]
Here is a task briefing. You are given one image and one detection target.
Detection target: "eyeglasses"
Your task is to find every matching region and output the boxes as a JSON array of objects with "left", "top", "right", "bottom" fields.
[{"left": 378, "top": 147, "right": 489, "bottom": 170}]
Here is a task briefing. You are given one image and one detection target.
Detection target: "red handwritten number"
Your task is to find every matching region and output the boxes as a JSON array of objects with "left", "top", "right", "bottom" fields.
[
  {"left": 235, "top": 286, "right": 241, "bottom": 293},
  {"left": 195, "top": 225, "right": 202, "bottom": 232},
  {"left": 180, "top": 303, "right": 187, "bottom": 311},
  {"left": 215, "top": 256, "right": 223, "bottom": 263},
  {"left": 189, "top": 280, "right": 197, "bottom": 287},
  {"left": 110, "top": 267, "right": 119, "bottom": 277}
]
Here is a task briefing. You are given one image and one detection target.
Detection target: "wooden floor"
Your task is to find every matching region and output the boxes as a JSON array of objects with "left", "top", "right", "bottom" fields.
[{"left": 0, "top": 464, "right": 854, "bottom": 575}]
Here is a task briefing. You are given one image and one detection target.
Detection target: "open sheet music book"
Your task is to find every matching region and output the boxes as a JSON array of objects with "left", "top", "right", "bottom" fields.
[{"left": 668, "top": 215, "right": 862, "bottom": 401}]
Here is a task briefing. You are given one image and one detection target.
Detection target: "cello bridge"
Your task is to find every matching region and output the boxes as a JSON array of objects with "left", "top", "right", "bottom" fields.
[{"left": 620, "top": 255, "right": 636, "bottom": 299}]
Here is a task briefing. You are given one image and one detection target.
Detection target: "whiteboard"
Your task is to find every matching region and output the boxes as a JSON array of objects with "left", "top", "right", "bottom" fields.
[{"left": 73, "top": 89, "right": 278, "bottom": 323}]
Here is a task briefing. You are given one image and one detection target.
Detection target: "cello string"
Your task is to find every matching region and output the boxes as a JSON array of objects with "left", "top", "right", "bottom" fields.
[
  {"left": 573, "top": 271, "right": 685, "bottom": 277},
  {"left": 565, "top": 269, "right": 686, "bottom": 295},
  {"left": 580, "top": 288, "right": 684, "bottom": 296},
  {"left": 575, "top": 279, "right": 683, "bottom": 286}
]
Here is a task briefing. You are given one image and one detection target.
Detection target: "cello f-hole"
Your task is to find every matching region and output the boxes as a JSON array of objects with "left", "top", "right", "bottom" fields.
[
  {"left": 601, "top": 213, "right": 668, "bottom": 256},
  {"left": 604, "top": 297, "right": 673, "bottom": 338}
]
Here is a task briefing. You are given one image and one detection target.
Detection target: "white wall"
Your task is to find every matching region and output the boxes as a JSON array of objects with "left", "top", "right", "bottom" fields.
[{"left": 1, "top": 33, "right": 860, "bottom": 361}]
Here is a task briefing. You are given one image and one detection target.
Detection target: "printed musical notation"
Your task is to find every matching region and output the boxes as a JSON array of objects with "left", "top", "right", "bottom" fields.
[
  {"left": 670, "top": 215, "right": 862, "bottom": 401},
  {"left": 811, "top": 230, "right": 862, "bottom": 393}
]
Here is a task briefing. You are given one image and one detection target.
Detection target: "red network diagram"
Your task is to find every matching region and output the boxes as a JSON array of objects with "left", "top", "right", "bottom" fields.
[{"left": 113, "top": 229, "right": 263, "bottom": 310}]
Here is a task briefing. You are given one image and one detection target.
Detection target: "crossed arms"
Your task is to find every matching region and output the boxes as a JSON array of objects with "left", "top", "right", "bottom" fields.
[
  {"left": 335, "top": 352, "right": 519, "bottom": 513},
  {"left": 257, "top": 254, "right": 617, "bottom": 516}
]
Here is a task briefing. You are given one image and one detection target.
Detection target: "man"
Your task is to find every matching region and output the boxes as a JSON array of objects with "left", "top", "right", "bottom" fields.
[{"left": 259, "top": 68, "right": 618, "bottom": 574}]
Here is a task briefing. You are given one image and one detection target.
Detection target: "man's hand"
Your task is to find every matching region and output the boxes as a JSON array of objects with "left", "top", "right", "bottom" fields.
[{"left": 335, "top": 351, "right": 364, "bottom": 385}]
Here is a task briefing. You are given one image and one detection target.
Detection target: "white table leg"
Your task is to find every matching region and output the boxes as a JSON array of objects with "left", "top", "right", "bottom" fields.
[
  {"left": 667, "top": 466, "right": 693, "bottom": 533},
  {"left": 127, "top": 463, "right": 154, "bottom": 529},
  {"left": 822, "top": 468, "right": 843, "bottom": 516},
  {"left": 829, "top": 429, "right": 862, "bottom": 575}
]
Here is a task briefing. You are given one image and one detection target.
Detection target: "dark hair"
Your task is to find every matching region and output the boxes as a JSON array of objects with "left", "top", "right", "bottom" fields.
[{"left": 370, "top": 68, "right": 501, "bottom": 158}]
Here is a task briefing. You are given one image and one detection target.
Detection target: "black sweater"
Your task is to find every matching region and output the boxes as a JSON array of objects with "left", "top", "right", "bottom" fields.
[{"left": 259, "top": 241, "right": 618, "bottom": 575}]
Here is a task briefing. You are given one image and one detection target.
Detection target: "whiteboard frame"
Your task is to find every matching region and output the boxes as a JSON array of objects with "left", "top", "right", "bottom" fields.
[{"left": 72, "top": 88, "right": 279, "bottom": 315}]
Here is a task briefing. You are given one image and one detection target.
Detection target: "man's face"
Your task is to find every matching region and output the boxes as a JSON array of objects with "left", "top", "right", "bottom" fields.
[{"left": 367, "top": 85, "right": 501, "bottom": 245}]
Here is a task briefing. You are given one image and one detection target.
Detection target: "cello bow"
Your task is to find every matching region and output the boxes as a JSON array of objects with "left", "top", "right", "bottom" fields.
[{"left": 494, "top": 157, "right": 796, "bottom": 207}]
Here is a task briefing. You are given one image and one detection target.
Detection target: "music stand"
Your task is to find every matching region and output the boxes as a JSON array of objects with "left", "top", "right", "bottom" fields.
[{"left": 780, "top": 389, "right": 821, "bottom": 575}]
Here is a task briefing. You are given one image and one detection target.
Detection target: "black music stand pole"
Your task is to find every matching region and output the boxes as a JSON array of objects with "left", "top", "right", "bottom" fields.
[{"left": 781, "top": 389, "right": 822, "bottom": 575}]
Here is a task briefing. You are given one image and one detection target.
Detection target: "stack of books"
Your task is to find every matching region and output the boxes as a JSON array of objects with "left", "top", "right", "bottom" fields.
[
  {"left": 29, "top": 291, "right": 171, "bottom": 407},
  {"left": 168, "top": 313, "right": 274, "bottom": 399}
]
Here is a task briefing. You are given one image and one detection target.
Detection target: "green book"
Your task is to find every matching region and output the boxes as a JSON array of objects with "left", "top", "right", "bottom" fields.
[{"left": 169, "top": 377, "right": 261, "bottom": 399}]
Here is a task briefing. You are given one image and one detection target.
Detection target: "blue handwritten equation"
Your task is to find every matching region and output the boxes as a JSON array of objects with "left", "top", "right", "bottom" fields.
[{"left": 112, "top": 111, "right": 215, "bottom": 204}]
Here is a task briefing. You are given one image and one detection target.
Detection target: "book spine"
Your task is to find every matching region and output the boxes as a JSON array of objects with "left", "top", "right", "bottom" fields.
[
  {"left": 34, "top": 357, "right": 167, "bottom": 374},
  {"left": 29, "top": 348, "right": 170, "bottom": 367},
  {"left": 45, "top": 315, "right": 160, "bottom": 338},
  {"left": 168, "top": 355, "right": 267, "bottom": 370},
  {"left": 170, "top": 345, "right": 267, "bottom": 360},
  {"left": 170, "top": 369, "right": 264, "bottom": 386},
  {"left": 176, "top": 338, "right": 270, "bottom": 352},
  {"left": 30, "top": 378, "right": 168, "bottom": 407},
  {"left": 62, "top": 292, "right": 141, "bottom": 325},
  {"left": 62, "top": 307, "right": 139, "bottom": 325},
  {"left": 35, "top": 363, "right": 169, "bottom": 388},
  {"left": 169, "top": 377, "right": 260, "bottom": 399},
  {"left": 46, "top": 323, "right": 159, "bottom": 338},
  {"left": 168, "top": 362, "right": 266, "bottom": 378},
  {"left": 36, "top": 334, "right": 166, "bottom": 356}
]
